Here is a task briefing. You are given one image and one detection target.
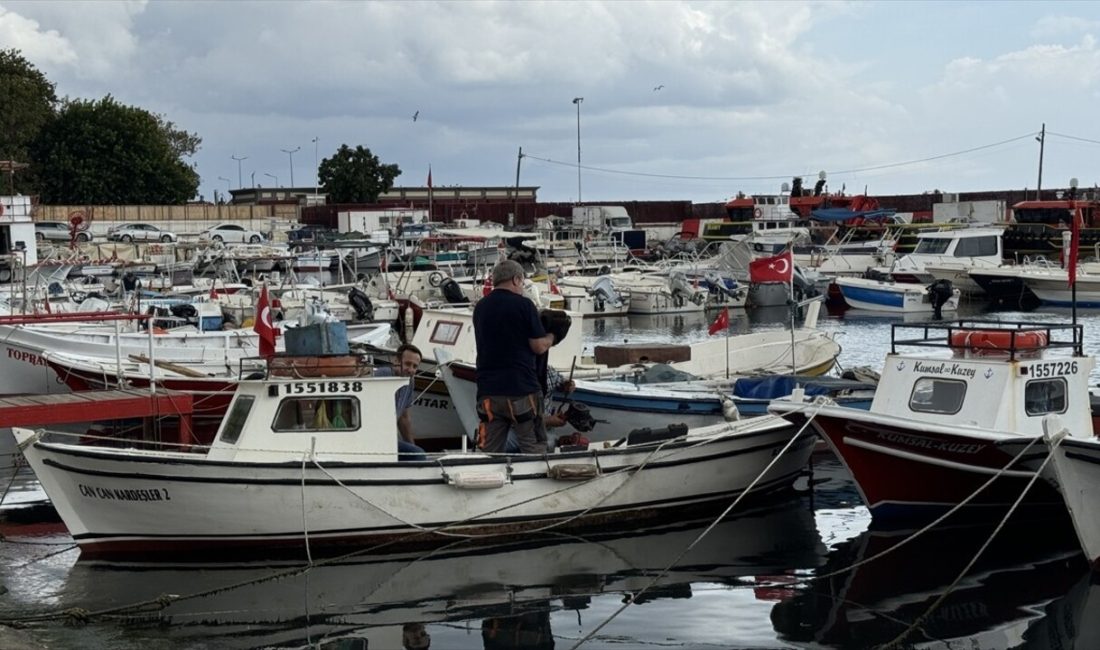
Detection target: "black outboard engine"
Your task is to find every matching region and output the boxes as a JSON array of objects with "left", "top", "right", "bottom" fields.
[
  {"left": 347, "top": 287, "right": 374, "bottom": 321},
  {"left": 169, "top": 303, "right": 198, "bottom": 325},
  {"left": 927, "top": 279, "right": 954, "bottom": 320},
  {"left": 440, "top": 278, "right": 466, "bottom": 304}
]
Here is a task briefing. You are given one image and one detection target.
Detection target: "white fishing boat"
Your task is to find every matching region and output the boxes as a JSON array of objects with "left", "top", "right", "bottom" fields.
[
  {"left": 555, "top": 275, "right": 630, "bottom": 317},
  {"left": 409, "top": 301, "right": 840, "bottom": 381},
  {"left": 886, "top": 227, "right": 1004, "bottom": 284},
  {"left": 835, "top": 275, "right": 960, "bottom": 313},
  {"left": 14, "top": 355, "right": 816, "bottom": 557},
  {"left": 1037, "top": 431, "right": 1100, "bottom": 567},
  {"left": 770, "top": 320, "right": 1093, "bottom": 521}
]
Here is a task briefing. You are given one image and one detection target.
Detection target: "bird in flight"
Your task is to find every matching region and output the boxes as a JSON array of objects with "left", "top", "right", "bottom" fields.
[
  {"left": 412, "top": 110, "right": 419, "bottom": 122},
  {"left": 653, "top": 84, "right": 664, "bottom": 91}
]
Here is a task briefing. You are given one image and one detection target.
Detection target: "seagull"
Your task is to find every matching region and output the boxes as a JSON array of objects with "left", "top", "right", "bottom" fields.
[
  {"left": 412, "top": 110, "right": 419, "bottom": 122},
  {"left": 653, "top": 84, "right": 664, "bottom": 91}
]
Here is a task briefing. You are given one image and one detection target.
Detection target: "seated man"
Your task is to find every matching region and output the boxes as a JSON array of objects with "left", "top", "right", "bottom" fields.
[{"left": 374, "top": 343, "right": 427, "bottom": 461}]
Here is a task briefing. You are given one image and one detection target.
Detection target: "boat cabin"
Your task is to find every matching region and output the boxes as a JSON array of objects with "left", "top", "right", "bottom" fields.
[
  {"left": 890, "top": 227, "right": 1003, "bottom": 282},
  {"left": 206, "top": 360, "right": 408, "bottom": 462},
  {"left": 410, "top": 307, "right": 583, "bottom": 368},
  {"left": 871, "top": 321, "right": 1093, "bottom": 436}
]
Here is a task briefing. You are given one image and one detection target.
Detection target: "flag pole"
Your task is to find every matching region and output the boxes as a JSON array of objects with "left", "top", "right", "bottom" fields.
[
  {"left": 725, "top": 311, "right": 730, "bottom": 379},
  {"left": 788, "top": 246, "right": 797, "bottom": 376},
  {"left": 428, "top": 165, "right": 433, "bottom": 223}
]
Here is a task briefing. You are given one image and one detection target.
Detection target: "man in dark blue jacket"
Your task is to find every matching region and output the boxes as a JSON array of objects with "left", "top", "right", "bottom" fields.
[{"left": 473, "top": 260, "right": 555, "bottom": 454}]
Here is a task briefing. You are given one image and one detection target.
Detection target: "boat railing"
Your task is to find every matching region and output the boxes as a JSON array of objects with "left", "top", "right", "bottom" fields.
[
  {"left": 890, "top": 319, "right": 1083, "bottom": 360},
  {"left": 237, "top": 353, "right": 376, "bottom": 382}
]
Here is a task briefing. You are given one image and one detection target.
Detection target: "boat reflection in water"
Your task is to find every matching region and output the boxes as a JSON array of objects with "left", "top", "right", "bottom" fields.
[
  {"left": 771, "top": 516, "right": 1095, "bottom": 649},
  {"left": 58, "top": 498, "right": 825, "bottom": 649}
]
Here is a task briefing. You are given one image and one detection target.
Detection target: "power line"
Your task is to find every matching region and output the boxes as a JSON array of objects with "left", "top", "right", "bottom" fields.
[
  {"left": 522, "top": 131, "right": 1039, "bottom": 182},
  {"left": 1047, "top": 131, "right": 1100, "bottom": 147}
]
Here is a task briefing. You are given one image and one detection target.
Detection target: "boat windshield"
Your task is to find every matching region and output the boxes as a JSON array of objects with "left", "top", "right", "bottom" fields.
[{"left": 913, "top": 238, "right": 951, "bottom": 254}]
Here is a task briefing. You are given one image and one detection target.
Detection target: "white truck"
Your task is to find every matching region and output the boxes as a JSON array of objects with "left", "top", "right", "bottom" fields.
[
  {"left": 571, "top": 205, "right": 633, "bottom": 233},
  {"left": 337, "top": 208, "right": 427, "bottom": 235}
]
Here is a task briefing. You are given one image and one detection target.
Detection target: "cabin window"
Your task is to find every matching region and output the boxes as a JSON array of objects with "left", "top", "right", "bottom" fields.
[
  {"left": 908, "top": 377, "right": 966, "bottom": 414},
  {"left": 220, "top": 395, "right": 255, "bottom": 445},
  {"left": 1025, "top": 378, "right": 1067, "bottom": 416},
  {"left": 954, "top": 236, "right": 998, "bottom": 257},
  {"left": 273, "top": 397, "right": 361, "bottom": 432},
  {"left": 914, "top": 238, "right": 951, "bottom": 254}
]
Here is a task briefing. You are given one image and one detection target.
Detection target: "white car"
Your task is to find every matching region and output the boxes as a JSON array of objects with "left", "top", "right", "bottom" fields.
[
  {"left": 35, "top": 221, "right": 92, "bottom": 243},
  {"left": 199, "top": 223, "right": 266, "bottom": 244},
  {"left": 108, "top": 223, "right": 178, "bottom": 243}
]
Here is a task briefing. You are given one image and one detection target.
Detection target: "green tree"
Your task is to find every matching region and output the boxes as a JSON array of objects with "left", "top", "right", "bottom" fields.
[
  {"left": 0, "top": 49, "right": 58, "bottom": 193},
  {"left": 31, "top": 96, "right": 201, "bottom": 204},
  {"left": 318, "top": 145, "right": 401, "bottom": 203}
]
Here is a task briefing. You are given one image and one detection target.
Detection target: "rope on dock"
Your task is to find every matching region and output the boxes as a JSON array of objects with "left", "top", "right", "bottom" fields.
[{"left": 568, "top": 399, "right": 826, "bottom": 650}]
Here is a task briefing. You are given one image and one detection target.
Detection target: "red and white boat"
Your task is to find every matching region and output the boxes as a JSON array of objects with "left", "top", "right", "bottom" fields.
[{"left": 770, "top": 320, "right": 1094, "bottom": 520}]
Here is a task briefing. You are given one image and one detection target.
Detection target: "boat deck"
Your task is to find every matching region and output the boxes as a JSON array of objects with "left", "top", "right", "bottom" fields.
[{"left": 0, "top": 389, "right": 194, "bottom": 442}]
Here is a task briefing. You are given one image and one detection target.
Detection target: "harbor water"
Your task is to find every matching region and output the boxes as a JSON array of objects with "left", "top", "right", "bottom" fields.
[{"left": 0, "top": 303, "right": 1097, "bottom": 649}]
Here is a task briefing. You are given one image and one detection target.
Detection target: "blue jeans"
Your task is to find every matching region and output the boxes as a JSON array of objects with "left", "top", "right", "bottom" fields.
[{"left": 398, "top": 440, "right": 426, "bottom": 461}]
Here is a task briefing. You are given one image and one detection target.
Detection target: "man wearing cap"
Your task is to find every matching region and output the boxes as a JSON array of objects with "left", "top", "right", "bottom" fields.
[{"left": 473, "top": 260, "right": 555, "bottom": 454}]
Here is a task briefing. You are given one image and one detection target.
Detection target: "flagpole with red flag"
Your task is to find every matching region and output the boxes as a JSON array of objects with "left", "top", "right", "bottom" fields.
[
  {"left": 707, "top": 306, "right": 731, "bottom": 377},
  {"left": 254, "top": 284, "right": 277, "bottom": 359}
]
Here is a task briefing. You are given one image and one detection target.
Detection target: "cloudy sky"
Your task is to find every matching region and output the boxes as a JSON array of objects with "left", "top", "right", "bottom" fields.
[{"left": 3, "top": 0, "right": 1100, "bottom": 204}]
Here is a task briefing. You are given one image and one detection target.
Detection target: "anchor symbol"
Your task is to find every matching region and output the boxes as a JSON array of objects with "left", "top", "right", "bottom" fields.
[
  {"left": 984, "top": 368, "right": 994, "bottom": 379},
  {"left": 896, "top": 361, "right": 906, "bottom": 371}
]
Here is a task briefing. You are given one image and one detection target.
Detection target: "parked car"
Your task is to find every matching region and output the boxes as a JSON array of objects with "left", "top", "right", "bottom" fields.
[
  {"left": 107, "top": 223, "right": 178, "bottom": 243},
  {"left": 35, "top": 221, "right": 92, "bottom": 243},
  {"left": 199, "top": 223, "right": 266, "bottom": 244}
]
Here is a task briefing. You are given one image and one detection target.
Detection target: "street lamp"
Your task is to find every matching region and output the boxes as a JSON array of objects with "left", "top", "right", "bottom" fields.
[
  {"left": 217, "top": 176, "right": 231, "bottom": 194},
  {"left": 251, "top": 171, "right": 256, "bottom": 188},
  {"left": 231, "top": 154, "right": 248, "bottom": 188},
  {"left": 572, "top": 97, "right": 583, "bottom": 203},
  {"left": 264, "top": 173, "right": 278, "bottom": 187},
  {"left": 311, "top": 137, "right": 319, "bottom": 200},
  {"left": 281, "top": 146, "right": 300, "bottom": 187}
]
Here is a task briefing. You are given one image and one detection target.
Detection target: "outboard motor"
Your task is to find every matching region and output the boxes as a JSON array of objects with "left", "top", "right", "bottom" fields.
[
  {"left": 347, "top": 286, "right": 375, "bottom": 321},
  {"left": 587, "top": 276, "right": 622, "bottom": 308},
  {"left": 440, "top": 278, "right": 466, "bottom": 304},
  {"left": 791, "top": 266, "right": 819, "bottom": 302},
  {"left": 169, "top": 303, "right": 198, "bottom": 325},
  {"left": 927, "top": 279, "right": 954, "bottom": 320},
  {"left": 703, "top": 271, "right": 738, "bottom": 300}
]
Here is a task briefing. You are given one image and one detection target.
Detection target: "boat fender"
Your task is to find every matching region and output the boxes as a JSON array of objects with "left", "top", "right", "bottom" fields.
[
  {"left": 754, "top": 208, "right": 762, "bottom": 218},
  {"left": 447, "top": 470, "right": 508, "bottom": 489},
  {"left": 548, "top": 464, "right": 599, "bottom": 480}
]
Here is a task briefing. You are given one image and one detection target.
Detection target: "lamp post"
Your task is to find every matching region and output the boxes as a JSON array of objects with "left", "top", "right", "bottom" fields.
[
  {"left": 312, "top": 137, "right": 319, "bottom": 200},
  {"left": 231, "top": 155, "right": 248, "bottom": 188},
  {"left": 281, "top": 146, "right": 300, "bottom": 187},
  {"left": 264, "top": 173, "right": 278, "bottom": 187},
  {"left": 217, "top": 176, "right": 231, "bottom": 194},
  {"left": 251, "top": 171, "right": 256, "bottom": 188},
  {"left": 572, "top": 97, "right": 583, "bottom": 203}
]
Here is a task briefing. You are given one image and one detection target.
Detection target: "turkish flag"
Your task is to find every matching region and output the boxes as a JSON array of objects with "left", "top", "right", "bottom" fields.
[
  {"left": 708, "top": 306, "right": 729, "bottom": 336},
  {"left": 749, "top": 251, "right": 793, "bottom": 284},
  {"left": 253, "top": 285, "right": 277, "bottom": 358},
  {"left": 1069, "top": 205, "right": 1081, "bottom": 287},
  {"left": 482, "top": 275, "right": 493, "bottom": 297}
]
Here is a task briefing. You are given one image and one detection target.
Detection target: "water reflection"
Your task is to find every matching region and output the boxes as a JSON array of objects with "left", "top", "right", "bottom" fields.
[
  {"left": 55, "top": 498, "right": 824, "bottom": 649},
  {"left": 771, "top": 517, "right": 1088, "bottom": 648}
]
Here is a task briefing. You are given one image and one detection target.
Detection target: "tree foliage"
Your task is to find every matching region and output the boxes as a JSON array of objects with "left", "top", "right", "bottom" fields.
[
  {"left": 0, "top": 49, "right": 58, "bottom": 193},
  {"left": 31, "top": 96, "right": 201, "bottom": 204},
  {"left": 318, "top": 145, "right": 401, "bottom": 203}
]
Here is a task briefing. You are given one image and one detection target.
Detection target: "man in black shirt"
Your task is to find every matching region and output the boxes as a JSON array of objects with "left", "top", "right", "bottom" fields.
[{"left": 473, "top": 260, "right": 554, "bottom": 453}]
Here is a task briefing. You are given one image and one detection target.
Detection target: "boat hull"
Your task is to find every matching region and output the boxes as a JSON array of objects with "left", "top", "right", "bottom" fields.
[
  {"left": 778, "top": 407, "right": 1063, "bottom": 520},
  {"left": 16, "top": 421, "right": 815, "bottom": 557},
  {"left": 836, "top": 277, "right": 960, "bottom": 313},
  {"left": 1047, "top": 437, "right": 1100, "bottom": 566}
]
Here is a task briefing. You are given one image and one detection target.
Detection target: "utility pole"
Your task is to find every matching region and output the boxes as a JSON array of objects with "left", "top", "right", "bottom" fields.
[
  {"left": 281, "top": 146, "right": 300, "bottom": 187},
  {"left": 1036, "top": 123, "right": 1046, "bottom": 201},
  {"left": 231, "top": 154, "right": 248, "bottom": 188},
  {"left": 513, "top": 146, "right": 523, "bottom": 228},
  {"left": 572, "top": 97, "right": 583, "bottom": 204}
]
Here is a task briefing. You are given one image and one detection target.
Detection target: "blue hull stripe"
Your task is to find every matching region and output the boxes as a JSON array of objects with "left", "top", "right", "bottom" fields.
[{"left": 839, "top": 285, "right": 905, "bottom": 308}]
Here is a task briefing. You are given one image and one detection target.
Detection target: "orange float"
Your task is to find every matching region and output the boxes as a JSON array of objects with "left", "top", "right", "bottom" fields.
[{"left": 949, "top": 329, "right": 1048, "bottom": 352}]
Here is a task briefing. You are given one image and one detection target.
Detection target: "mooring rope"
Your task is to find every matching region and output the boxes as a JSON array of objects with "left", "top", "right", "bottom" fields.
[
  {"left": 568, "top": 400, "right": 825, "bottom": 649},
  {"left": 878, "top": 432, "right": 1063, "bottom": 650}
]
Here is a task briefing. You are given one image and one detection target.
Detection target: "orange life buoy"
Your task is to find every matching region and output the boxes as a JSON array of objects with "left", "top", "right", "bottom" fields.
[
  {"left": 753, "top": 207, "right": 763, "bottom": 218},
  {"left": 949, "top": 329, "right": 1048, "bottom": 352}
]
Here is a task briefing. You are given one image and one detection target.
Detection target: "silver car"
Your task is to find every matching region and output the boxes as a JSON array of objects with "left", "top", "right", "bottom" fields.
[
  {"left": 108, "top": 223, "right": 178, "bottom": 243},
  {"left": 35, "top": 221, "right": 92, "bottom": 243}
]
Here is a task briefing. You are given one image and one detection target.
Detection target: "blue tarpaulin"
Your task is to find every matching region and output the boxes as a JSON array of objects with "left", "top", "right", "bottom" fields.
[
  {"left": 810, "top": 208, "right": 897, "bottom": 222},
  {"left": 732, "top": 375, "right": 872, "bottom": 399}
]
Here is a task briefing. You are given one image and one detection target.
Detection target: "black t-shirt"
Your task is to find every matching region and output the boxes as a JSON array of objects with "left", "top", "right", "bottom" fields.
[{"left": 473, "top": 289, "right": 546, "bottom": 397}]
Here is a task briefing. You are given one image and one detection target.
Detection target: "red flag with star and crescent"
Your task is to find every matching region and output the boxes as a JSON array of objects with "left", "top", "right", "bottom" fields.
[
  {"left": 749, "top": 251, "right": 793, "bottom": 284},
  {"left": 707, "top": 306, "right": 729, "bottom": 336},
  {"left": 253, "top": 285, "right": 277, "bottom": 358}
]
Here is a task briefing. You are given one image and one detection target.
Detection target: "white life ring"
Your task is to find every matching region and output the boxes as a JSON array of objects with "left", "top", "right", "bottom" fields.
[{"left": 753, "top": 207, "right": 762, "bottom": 218}]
